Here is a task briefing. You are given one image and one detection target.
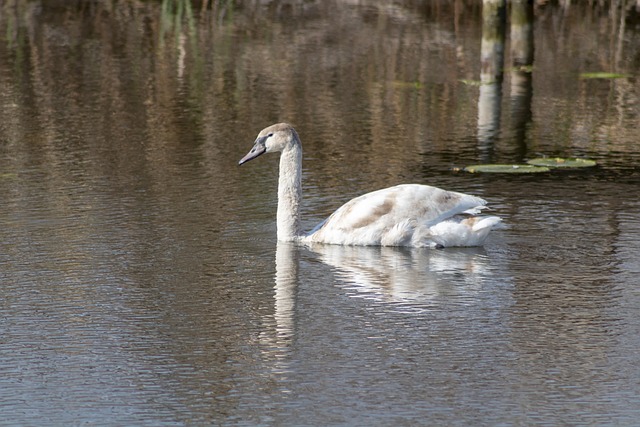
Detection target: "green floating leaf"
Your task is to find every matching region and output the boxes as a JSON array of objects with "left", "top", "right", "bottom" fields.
[
  {"left": 515, "top": 65, "right": 533, "bottom": 73},
  {"left": 463, "top": 164, "right": 550, "bottom": 174},
  {"left": 392, "top": 80, "right": 423, "bottom": 89},
  {"left": 460, "top": 79, "right": 483, "bottom": 86},
  {"left": 527, "top": 157, "right": 597, "bottom": 168},
  {"left": 579, "top": 72, "right": 629, "bottom": 79}
]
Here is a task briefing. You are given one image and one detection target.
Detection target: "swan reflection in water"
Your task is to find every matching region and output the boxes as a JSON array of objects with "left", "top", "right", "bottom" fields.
[
  {"left": 265, "top": 242, "right": 498, "bottom": 343},
  {"left": 257, "top": 242, "right": 299, "bottom": 374},
  {"left": 306, "top": 243, "right": 496, "bottom": 304},
  {"left": 273, "top": 241, "right": 298, "bottom": 342},
  {"left": 259, "top": 241, "right": 504, "bottom": 380}
]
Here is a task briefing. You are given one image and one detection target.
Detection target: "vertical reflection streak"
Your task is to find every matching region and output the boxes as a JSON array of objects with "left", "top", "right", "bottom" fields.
[{"left": 477, "top": 0, "right": 506, "bottom": 160}]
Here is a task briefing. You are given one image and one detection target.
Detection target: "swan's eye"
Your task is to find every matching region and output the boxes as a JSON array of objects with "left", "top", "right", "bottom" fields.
[{"left": 267, "top": 133, "right": 274, "bottom": 138}]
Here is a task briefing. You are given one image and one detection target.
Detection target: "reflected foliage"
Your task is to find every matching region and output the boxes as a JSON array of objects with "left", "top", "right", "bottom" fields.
[
  {"left": 0, "top": 1, "right": 638, "bottom": 182},
  {"left": 1, "top": 1, "right": 640, "bottom": 425}
]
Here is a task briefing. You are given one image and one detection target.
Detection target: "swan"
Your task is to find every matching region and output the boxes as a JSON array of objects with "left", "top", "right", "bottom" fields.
[{"left": 239, "top": 123, "right": 501, "bottom": 248}]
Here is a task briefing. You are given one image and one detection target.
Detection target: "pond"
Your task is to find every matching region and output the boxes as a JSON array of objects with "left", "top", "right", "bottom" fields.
[{"left": 1, "top": 0, "right": 639, "bottom": 425}]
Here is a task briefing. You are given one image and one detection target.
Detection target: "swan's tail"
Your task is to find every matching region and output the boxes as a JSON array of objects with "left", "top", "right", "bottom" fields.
[
  {"left": 472, "top": 216, "right": 502, "bottom": 232},
  {"left": 422, "top": 214, "right": 502, "bottom": 247}
]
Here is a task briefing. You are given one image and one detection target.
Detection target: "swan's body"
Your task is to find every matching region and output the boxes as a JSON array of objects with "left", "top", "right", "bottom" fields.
[{"left": 239, "top": 123, "right": 501, "bottom": 248}]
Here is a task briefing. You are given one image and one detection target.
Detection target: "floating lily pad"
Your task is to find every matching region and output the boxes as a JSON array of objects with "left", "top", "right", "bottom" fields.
[
  {"left": 459, "top": 79, "right": 497, "bottom": 86},
  {"left": 392, "top": 80, "right": 423, "bottom": 89},
  {"left": 527, "top": 157, "right": 597, "bottom": 168},
  {"left": 460, "top": 79, "right": 483, "bottom": 86},
  {"left": 579, "top": 72, "right": 629, "bottom": 79},
  {"left": 463, "top": 164, "right": 550, "bottom": 173},
  {"left": 507, "top": 65, "right": 534, "bottom": 73}
]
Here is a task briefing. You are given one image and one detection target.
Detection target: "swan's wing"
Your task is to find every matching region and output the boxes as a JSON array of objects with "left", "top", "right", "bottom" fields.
[{"left": 307, "top": 184, "right": 487, "bottom": 245}]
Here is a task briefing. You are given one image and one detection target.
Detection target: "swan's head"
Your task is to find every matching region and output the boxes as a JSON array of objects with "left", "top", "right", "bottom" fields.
[{"left": 239, "top": 123, "right": 299, "bottom": 165}]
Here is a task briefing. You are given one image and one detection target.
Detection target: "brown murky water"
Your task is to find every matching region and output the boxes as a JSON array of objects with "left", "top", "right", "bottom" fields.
[{"left": 1, "top": 1, "right": 640, "bottom": 425}]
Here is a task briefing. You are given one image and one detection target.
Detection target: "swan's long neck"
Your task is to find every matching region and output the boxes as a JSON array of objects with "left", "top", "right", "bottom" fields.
[{"left": 277, "top": 141, "right": 303, "bottom": 241}]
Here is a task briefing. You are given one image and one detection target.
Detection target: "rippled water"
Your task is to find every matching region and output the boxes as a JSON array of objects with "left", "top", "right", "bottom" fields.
[{"left": 1, "top": 1, "right": 640, "bottom": 425}]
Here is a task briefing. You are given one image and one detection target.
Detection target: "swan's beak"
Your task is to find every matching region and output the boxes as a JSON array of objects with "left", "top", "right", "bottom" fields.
[{"left": 239, "top": 137, "right": 267, "bottom": 165}]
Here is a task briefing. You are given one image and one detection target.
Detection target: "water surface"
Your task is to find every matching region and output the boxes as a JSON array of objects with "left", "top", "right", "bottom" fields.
[{"left": 1, "top": 1, "right": 640, "bottom": 425}]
